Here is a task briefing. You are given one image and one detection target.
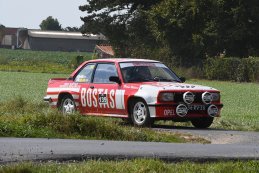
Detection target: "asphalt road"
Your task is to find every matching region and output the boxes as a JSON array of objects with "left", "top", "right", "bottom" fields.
[{"left": 1, "top": 137, "right": 259, "bottom": 164}]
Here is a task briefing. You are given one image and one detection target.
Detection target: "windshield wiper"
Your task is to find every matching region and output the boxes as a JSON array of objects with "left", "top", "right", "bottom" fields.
[{"left": 153, "top": 76, "right": 180, "bottom": 82}]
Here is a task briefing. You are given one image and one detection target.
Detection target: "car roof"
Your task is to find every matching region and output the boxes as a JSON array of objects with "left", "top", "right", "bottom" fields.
[{"left": 86, "top": 58, "right": 160, "bottom": 63}]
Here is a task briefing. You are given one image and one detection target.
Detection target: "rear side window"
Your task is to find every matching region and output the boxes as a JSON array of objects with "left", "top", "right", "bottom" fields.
[
  {"left": 74, "top": 64, "right": 95, "bottom": 83},
  {"left": 93, "top": 63, "right": 118, "bottom": 83}
]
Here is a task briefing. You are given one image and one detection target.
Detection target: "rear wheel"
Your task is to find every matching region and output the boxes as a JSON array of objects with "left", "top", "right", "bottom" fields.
[
  {"left": 60, "top": 95, "right": 76, "bottom": 115},
  {"left": 130, "top": 99, "right": 153, "bottom": 127},
  {"left": 191, "top": 117, "right": 214, "bottom": 129}
]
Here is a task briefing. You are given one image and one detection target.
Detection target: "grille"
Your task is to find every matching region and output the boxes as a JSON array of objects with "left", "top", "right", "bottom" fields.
[{"left": 174, "top": 92, "right": 203, "bottom": 104}]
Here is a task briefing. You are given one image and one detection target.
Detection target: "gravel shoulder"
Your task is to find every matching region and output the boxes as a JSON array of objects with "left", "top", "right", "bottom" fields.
[{"left": 153, "top": 125, "right": 259, "bottom": 145}]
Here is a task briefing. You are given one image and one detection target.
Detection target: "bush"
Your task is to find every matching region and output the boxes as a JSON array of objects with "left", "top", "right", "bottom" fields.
[
  {"left": 204, "top": 57, "right": 259, "bottom": 82},
  {"left": 170, "top": 66, "right": 204, "bottom": 80},
  {"left": 0, "top": 97, "right": 186, "bottom": 142},
  {"left": 69, "top": 55, "right": 85, "bottom": 69}
]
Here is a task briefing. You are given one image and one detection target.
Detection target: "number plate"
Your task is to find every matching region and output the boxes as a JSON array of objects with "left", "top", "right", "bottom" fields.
[
  {"left": 188, "top": 105, "right": 206, "bottom": 111},
  {"left": 98, "top": 94, "right": 107, "bottom": 103}
]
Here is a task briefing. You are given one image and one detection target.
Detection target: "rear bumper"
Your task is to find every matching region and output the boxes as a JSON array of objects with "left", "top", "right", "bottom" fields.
[{"left": 43, "top": 96, "right": 52, "bottom": 103}]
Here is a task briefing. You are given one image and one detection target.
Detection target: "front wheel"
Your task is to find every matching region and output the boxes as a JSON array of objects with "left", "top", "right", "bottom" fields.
[
  {"left": 130, "top": 99, "right": 153, "bottom": 127},
  {"left": 60, "top": 95, "right": 76, "bottom": 115},
  {"left": 191, "top": 117, "right": 214, "bottom": 129}
]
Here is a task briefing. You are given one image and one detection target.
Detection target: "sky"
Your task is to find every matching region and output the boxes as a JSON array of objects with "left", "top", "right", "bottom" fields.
[{"left": 0, "top": 0, "right": 87, "bottom": 29}]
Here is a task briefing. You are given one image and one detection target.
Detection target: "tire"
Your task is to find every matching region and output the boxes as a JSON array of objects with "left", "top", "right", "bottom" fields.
[
  {"left": 191, "top": 117, "right": 214, "bottom": 129},
  {"left": 130, "top": 99, "right": 154, "bottom": 127},
  {"left": 121, "top": 118, "right": 133, "bottom": 125},
  {"left": 60, "top": 95, "right": 76, "bottom": 115}
]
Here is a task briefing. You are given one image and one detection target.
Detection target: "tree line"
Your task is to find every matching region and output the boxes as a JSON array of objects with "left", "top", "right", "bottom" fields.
[
  {"left": 79, "top": 0, "right": 259, "bottom": 67},
  {"left": 39, "top": 16, "right": 82, "bottom": 32}
]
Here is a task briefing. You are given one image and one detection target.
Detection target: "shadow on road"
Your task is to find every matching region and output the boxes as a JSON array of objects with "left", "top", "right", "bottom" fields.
[{"left": 152, "top": 124, "right": 228, "bottom": 132}]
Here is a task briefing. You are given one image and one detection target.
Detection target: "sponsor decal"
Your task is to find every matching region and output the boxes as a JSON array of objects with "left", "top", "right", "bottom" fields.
[
  {"left": 60, "top": 83, "right": 79, "bottom": 88},
  {"left": 81, "top": 88, "right": 125, "bottom": 109},
  {"left": 164, "top": 109, "right": 175, "bottom": 116}
]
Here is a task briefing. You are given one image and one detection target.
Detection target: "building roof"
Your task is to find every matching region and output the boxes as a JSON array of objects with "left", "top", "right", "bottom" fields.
[
  {"left": 28, "top": 30, "right": 106, "bottom": 40},
  {"left": 95, "top": 45, "right": 115, "bottom": 56},
  {"left": 4, "top": 27, "right": 19, "bottom": 35}
]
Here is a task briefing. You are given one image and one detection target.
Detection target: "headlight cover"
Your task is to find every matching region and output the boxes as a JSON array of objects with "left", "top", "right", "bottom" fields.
[
  {"left": 211, "top": 92, "right": 220, "bottom": 102},
  {"left": 158, "top": 92, "right": 174, "bottom": 102}
]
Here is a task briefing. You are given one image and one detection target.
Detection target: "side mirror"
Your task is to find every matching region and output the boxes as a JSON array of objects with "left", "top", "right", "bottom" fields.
[
  {"left": 109, "top": 76, "right": 121, "bottom": 84},
  {"left": 179, "top": 77, "right": 186, "bottom": 83}
]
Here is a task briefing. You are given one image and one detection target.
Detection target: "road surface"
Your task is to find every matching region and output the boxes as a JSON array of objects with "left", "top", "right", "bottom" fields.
[{"left": 1, "top": 137, "right": 259, "bottom": 164}]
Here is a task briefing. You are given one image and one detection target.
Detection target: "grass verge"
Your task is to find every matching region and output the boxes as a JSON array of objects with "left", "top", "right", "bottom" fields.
[
  {"left": 0, "top": 71, "right": 67, "bottom": 103},
  {"left": 1, "top": 159, "right": 259, "bottom": 173},
  {"left": 190, "top": 79, "right": 259, "bottom": 131},
  {"left": 0, "top": 48, "right": 92, "bottom": 73},
  {"left": 0, "top": 97, "right": 207, "bottom": 143},
  {"left": 0, "top": 71, "right": 258, "bottom": 131}
]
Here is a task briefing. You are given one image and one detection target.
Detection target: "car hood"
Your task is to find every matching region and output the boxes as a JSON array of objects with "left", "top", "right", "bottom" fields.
[{"left": 129, "top": 82, "right": 218, "bottom": 92}]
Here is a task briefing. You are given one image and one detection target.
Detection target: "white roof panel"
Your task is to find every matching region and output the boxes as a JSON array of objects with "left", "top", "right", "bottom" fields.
[{"left": 28, "top": 30, "right": 106, "bottom": 40}]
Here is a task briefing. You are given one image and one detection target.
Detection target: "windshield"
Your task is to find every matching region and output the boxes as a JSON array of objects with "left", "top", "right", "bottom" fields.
[{"left": 119, "top": 62, "right": 181, "bottom": 83}]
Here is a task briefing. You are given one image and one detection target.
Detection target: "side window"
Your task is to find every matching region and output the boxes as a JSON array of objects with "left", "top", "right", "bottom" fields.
[
  {"left": 93, "top": 63, "right": 118, "bottom": 83},
  {"left": 74, "top": 64, "right": 95, "bottom": 83}
]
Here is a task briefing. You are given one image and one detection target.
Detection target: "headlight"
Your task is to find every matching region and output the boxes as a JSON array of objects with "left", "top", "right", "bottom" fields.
[
  {"left": 158, "top": 92, "right": 174, "bottom": 102},
  {"left": 211, "top": 93, "right": 220, "bottom": 102}
]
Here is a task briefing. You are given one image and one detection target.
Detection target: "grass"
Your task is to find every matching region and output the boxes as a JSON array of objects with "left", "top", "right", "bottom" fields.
[
  {"left": 0, "top": 71, "right": 259, "bottom": 131},
  {"left": 0, "top": 97, "right": 207, "bottom": 143},
  {"left": 1, "top": 159, "right": 259, "bottom": 173},
  {"left": 190, "top": 79, "right": 259, "bottom": 131},
  {"left": 0, "top": 48, "right": 92, "bottom": 64},
  {"left": 0, "top": 71, "right": 67, "bottom": 103},
  {"left": 0, "top": 48, "right": 92, "bottom": 73}
]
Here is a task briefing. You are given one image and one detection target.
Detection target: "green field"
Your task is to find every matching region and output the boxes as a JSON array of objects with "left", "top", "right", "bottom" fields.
[
  {"left": 0, "top": 48, "right": 92, "bottom": 73},
  {"left": 1, "top": 159, "right": 259, "bottom": 173},
  {"left": 0, "top": 71, "right": 67, "bottom": 103},
  {"left": 0, "top": 71, "right": 258, "bottom": 131},
  {"left": 190, "top": 79, "right": 259, "bottom": 130},
  {"left": 0, "top": 48, "right": 92, "bottom": 64}
]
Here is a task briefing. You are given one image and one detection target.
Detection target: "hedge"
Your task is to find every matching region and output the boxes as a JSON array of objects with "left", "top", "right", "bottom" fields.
[{"left": 204, "top": 57, "right": 259, "bottom": 82}]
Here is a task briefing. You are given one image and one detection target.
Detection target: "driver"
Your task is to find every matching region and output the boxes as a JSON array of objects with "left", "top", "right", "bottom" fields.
[{"left": 134, "top": 66, "right": 152, "bottom": 81}]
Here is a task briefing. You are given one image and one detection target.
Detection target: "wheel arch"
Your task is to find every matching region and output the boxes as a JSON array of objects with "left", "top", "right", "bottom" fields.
[
  {"left": 127, "top": 96, "right": 154, "bottom": 127},
  {"left": 57, "top": 92, "right": 73, "bottom": 108},
  {"left": 127, "top": 96, "right": 146, "bottom": 116}
]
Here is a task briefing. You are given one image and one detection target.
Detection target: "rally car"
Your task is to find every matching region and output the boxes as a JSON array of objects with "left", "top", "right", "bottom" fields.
[{"left": 44, "top": 58, "right": 223, "bottom": 128}]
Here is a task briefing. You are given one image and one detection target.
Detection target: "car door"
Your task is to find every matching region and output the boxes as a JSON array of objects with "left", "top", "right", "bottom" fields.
[
  {"left": 90, "top": 63, "right": 126, "bottom": 116},
  {"left": 74, "top": 63, "right": 96, "bottom": 114}
]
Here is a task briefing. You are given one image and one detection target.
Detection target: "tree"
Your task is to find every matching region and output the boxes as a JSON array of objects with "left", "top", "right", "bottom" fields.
[
  {"left": 147, "top": 0, "right": 220, "bottom": 66},
  {"left": 79, "top": 0, "right": 259, "bottom": 66},
  {"left": 215, "top": 0, "right": 259, "bottom": 57},
  {"left": 79, "top": 0, "right": 160, "bottom": 57},
  {"left": 147, "top": 0, "right": 259, "bottom": 60},
  {"left": 63, "top": 26, "right": 81, "bottom": 32},
  {"left": 40, "top": 16, "right": 62, "bottom": 31},
  {"left": 0, "top": 24, "right": 5, "bottom": 44}
]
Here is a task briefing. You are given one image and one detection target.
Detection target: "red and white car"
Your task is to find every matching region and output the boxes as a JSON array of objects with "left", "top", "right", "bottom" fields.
[{"left": 44, "top": 58, "right": 223, "bottom": 128}]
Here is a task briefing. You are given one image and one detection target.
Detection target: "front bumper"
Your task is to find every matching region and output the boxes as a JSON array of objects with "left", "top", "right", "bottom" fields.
[{"left": 148, "top": 103, "right": 223, "bottom": 118}]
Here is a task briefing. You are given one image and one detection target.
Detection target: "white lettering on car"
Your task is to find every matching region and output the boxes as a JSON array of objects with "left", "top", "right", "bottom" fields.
[
  {"left": 109, "top": 89, "right": 115, "bottom": 108},
  {"left": 81, "top": 88, "right": 87, "bottom": 107},
  {"left": 87, "top": 89, "right": 92, "bottom": 107},
  {"left": 92, "top": 89, "right": 98, "bottom": 107},
  {"left": 81, "top": 88, "right": 124, "bottom": 109}
]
